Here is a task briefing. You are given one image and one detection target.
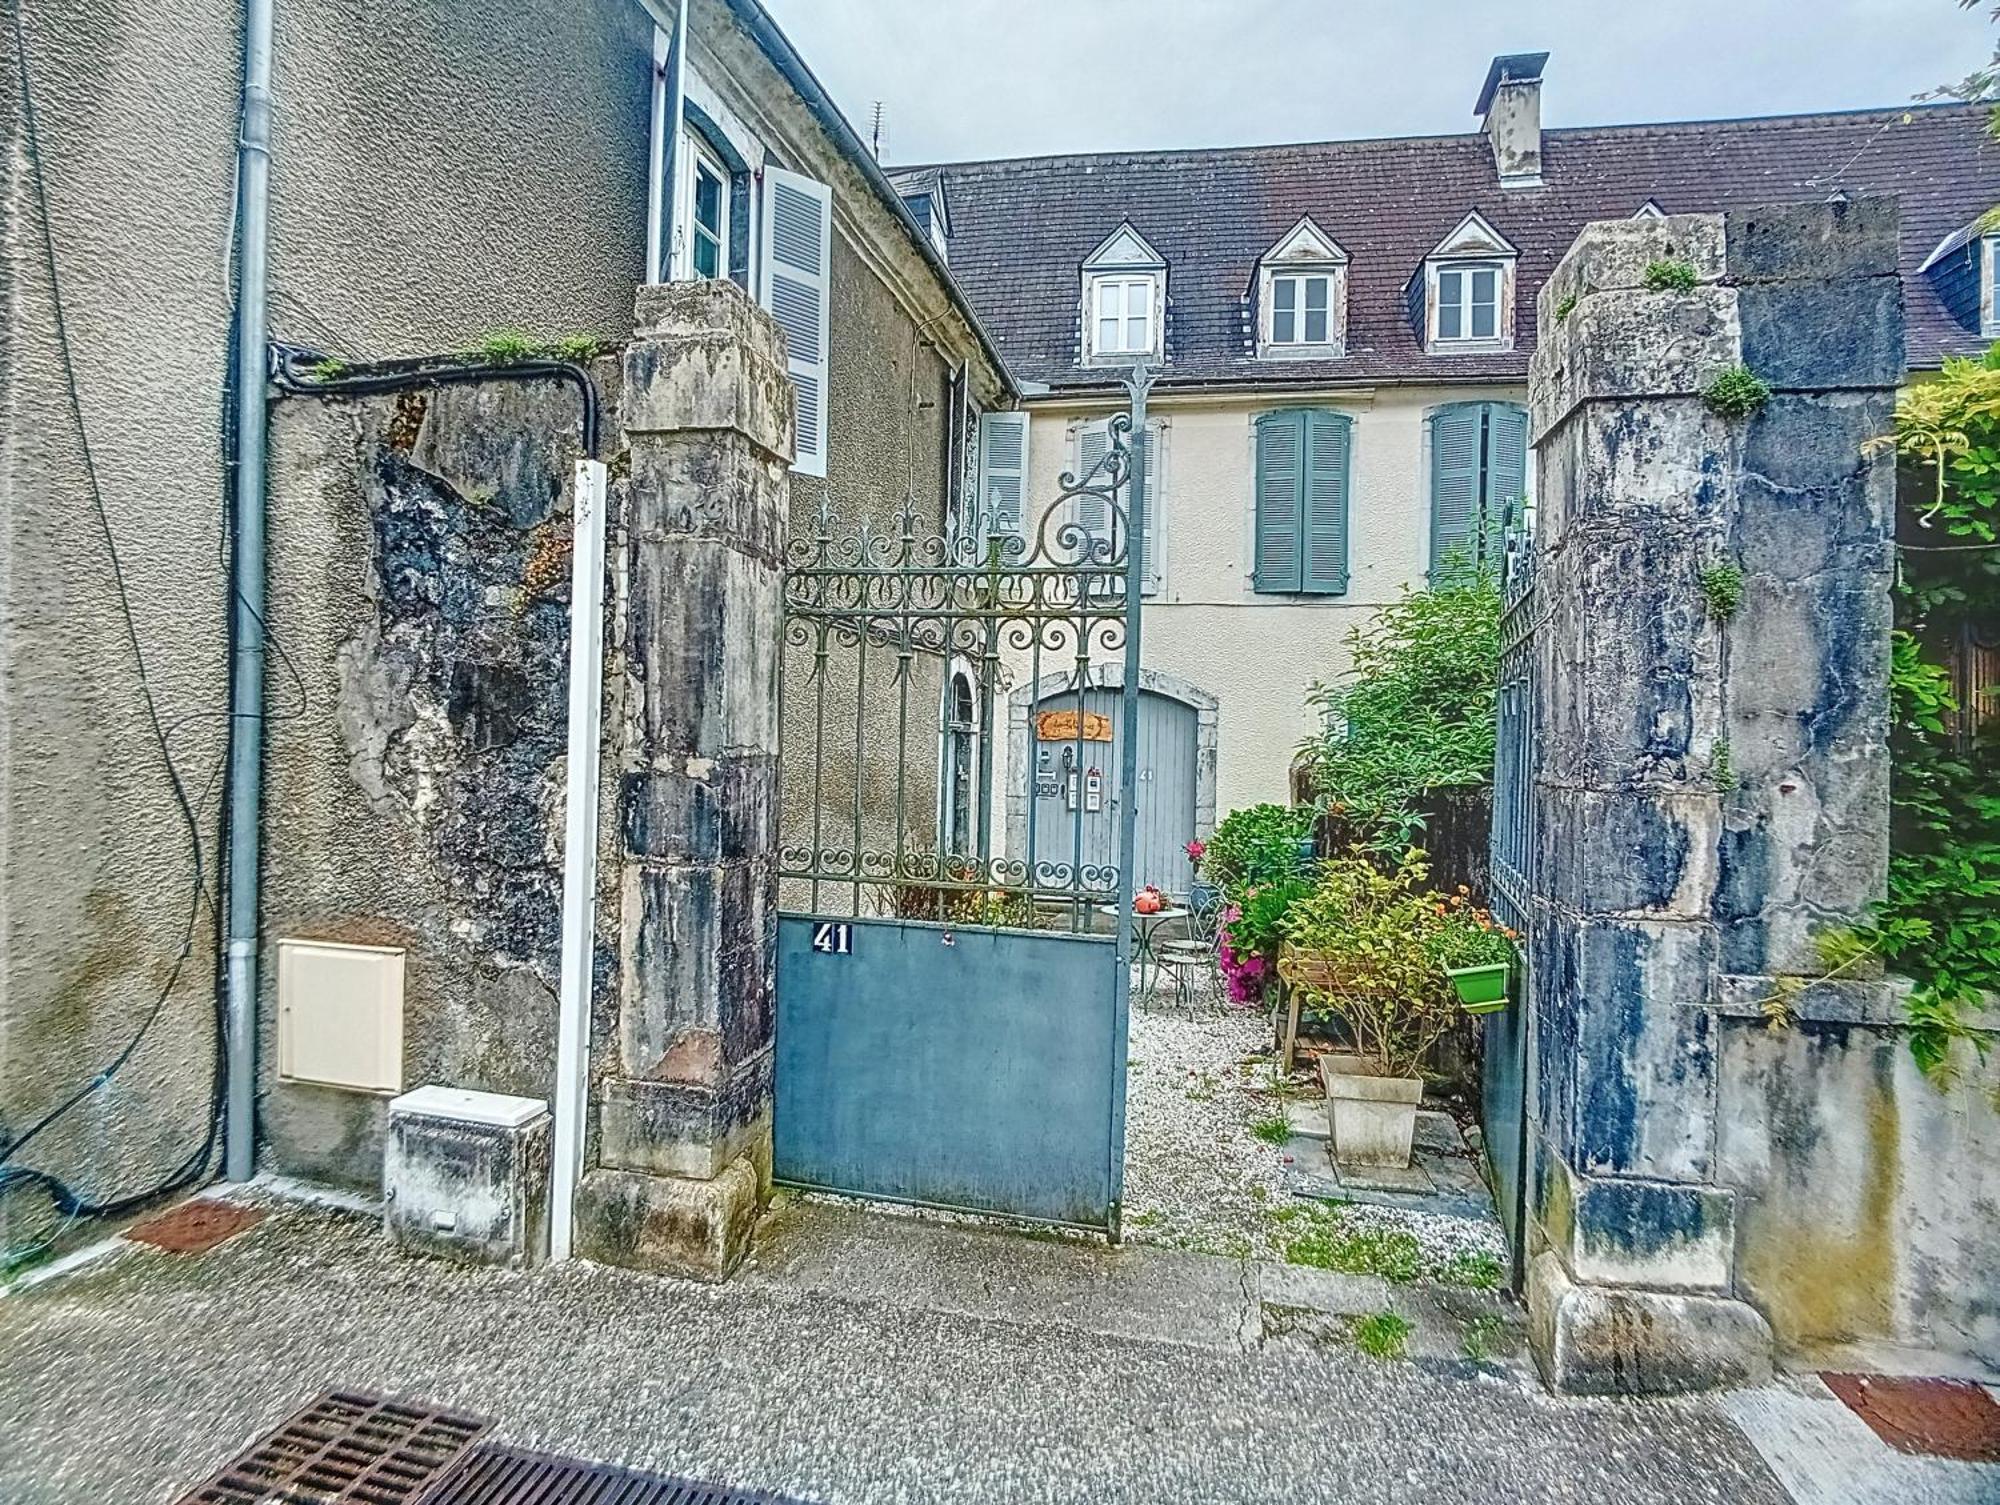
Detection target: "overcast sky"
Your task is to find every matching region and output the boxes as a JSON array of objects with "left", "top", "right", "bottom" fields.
[{"left": 759, "top": 0, "right": 1996, "bottom": 166}]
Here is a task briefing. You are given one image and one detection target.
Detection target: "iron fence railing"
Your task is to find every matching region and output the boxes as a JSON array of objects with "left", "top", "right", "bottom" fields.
[{"left": 779, "top": 415, "right": 1141, "bottom": 927}]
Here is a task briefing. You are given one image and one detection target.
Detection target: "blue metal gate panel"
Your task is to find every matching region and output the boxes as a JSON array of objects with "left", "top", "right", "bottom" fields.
[{"left": 775, "top": 916, "right": 1124, "bottom": 1229}]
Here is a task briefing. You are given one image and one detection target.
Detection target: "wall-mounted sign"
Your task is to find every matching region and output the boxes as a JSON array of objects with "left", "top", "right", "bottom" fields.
[
  {"left": 1037, "top": 708, "right": 1112, "bottom": 743},
  {"left": 810, "top": 922, "right": 853, "bottom": 955}
]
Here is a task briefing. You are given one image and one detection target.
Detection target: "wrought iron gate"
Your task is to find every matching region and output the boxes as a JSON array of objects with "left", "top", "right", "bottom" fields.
[
  {"left": 1484, "top": 516, "right": 1540, "bottom": 1277},
  {"left": 772, "top": 374, "right": 1155, "bottom": 1231}
]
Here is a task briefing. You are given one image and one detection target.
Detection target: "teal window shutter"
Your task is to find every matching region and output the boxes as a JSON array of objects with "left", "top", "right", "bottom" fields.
[
  {"left": 1253, "top": 410, "right": 1303, "bottom": 592},
  {"left": 1482, "top": 403, "right": 1529, "bottom": 565},
  {"left": 1301, "top": 409, "right": 1351, "bottom": 594},
  {"left": 1429, "top": 403, "right": 1484, "bottom": 580}
]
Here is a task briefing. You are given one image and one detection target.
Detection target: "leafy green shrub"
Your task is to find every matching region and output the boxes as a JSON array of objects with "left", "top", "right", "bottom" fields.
[
  {"left": 1702, "top": 364, "right": 1772, "bottom": 419},
  {"left": 1298, "top": 571, "right": 1502, "bottom": 850},
  {"left": 1642, "top": 258, "right": 1700, "bottom": 292},
  {"left": 1204, "top": 803, "right": 1316, "bottom": 899}
]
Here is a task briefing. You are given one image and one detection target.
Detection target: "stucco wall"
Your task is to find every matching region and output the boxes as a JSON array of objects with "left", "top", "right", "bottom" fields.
[
  {"left": 2, "top": 0, "right": 240, "bottom": 1210},
  {"left": 266, "top": 0, "right": 653, "bottom": 361},
  {"left": 7, "top": 0, "right": 995, "bottom": 1203},
  {"left": 1007, "top": 384, "right": 1524, "bottom": 827}
]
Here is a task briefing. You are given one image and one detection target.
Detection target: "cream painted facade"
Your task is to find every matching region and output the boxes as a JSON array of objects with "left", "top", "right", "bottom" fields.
[{"left": 990, "top": 381, "right": 1527, "bottom": 846}]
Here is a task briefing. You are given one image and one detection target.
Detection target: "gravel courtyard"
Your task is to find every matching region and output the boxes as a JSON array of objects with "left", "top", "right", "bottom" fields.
[{"left": 1121, "top": 988, "right": 1508, "bottom": 1279}]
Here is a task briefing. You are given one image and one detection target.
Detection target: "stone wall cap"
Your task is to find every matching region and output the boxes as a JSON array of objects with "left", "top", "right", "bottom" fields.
[{"left": 390, "top": 1084, "right": 549, "bottom": 1129}]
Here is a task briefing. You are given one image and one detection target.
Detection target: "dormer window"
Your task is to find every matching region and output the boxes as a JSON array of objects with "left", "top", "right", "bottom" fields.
[
  {"left": 1436, "top": 263, "right": 1502, "bottom": 344},
  {"left": 1256, "top": 217, "right": 1347, "bottom": 359},
  {"left": 1419, "top": 211, "right": 1518, "bottom": 354},
  {"left": 1081, "top": 223, "right": 1166, "bottom": 365},
  {"left": 1094, "top": 276, "right": 1156, "bottom": 356},
  {"left": 1918, "top": 220, "right": 2000, "bottom": 339}
]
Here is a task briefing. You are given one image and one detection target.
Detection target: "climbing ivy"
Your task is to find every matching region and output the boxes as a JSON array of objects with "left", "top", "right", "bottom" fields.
[{"left": 1859, "top": 350, "right": 2000, "bottom": 1082}]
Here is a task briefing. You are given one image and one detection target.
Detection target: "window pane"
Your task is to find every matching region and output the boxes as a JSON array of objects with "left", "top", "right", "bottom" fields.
[
  {"left": 1304, "top": 304, "right": 1328, "bottom": 344},
  {"left": 1304, "top": 277, "right": 1329, "bottom": 314},
  {"left": 1270, "top": 277, "right": 1297, "bottom": 344},
  {"left": 1126, "top": 310, "right": 1149, "bottom": 350},
  {"left": 694, "top": 229, "right": 720, "bottom": 280},
  {"left": 695, "top": 165, "right": 724, "bottom": 236},
  {"left": 1472, "top": 269, "right": 1498, "bottom": 339},
  {"left": 1097, "top": 314, "right": 1120, "bottom": 351},
  {"left": 1437, "top": 272, "right": 1463, "bottom": 340}
]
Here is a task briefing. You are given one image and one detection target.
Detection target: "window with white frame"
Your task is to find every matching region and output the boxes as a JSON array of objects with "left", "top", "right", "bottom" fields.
[
  {"left": 676, "top": 132, "right": 730, "bottom": 282},
  {"left": 1435, "top": 262, "right": 1503, "bottom": 344},
  {"left": 1269, "top": 273, "right": 1334, "bottom": 346},
  {"left": 1091, "top": 275, "right": 1156, "bottom": 358}
]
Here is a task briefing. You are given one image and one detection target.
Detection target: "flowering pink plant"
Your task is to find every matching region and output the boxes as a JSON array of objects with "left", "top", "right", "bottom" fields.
[{"left": 1184, "top": 838, "right": 1206, "bottom": 867}]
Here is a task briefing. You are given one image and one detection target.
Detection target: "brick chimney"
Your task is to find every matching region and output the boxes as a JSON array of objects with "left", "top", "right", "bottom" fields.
[{"left": 1476, "top": 52, "right": 1549, "bottom": 189}]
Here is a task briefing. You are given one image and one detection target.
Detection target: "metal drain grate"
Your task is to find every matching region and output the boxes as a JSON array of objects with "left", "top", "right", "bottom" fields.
[
  {"left": 177, "top": 1391, "right": 490, "bottom": 1503},
  {"left": 423, "top": 1443, "right": 807, "bottom": 1504}
]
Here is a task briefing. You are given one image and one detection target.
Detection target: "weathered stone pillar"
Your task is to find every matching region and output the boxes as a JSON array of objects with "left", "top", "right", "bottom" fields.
[
  {"left": 1522, "top": 198, "right": 1900, "bottom": 1392},
  {"left": 574, "top": 280, "right": 793, "bottom": 1280}
]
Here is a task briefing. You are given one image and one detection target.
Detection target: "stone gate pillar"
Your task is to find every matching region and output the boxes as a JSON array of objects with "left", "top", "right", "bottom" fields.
[
  {"left": 1522, "top": 199, "right": 1900, "bottom": 1391},
  {"left": 574, "top": 281, "right": 793, "bottom": 1280}
]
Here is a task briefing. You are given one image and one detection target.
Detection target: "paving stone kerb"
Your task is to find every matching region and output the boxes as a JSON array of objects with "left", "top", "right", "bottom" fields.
[
  {"left": 573, "top": 280, "right": 793, "bottom": 1281},
  {"left": 1521, "top": 198, "right": 1901, "bottom": 1394}
]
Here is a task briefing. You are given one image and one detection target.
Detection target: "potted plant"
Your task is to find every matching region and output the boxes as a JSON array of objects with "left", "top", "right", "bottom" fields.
[
  {"left": 1185, "top": 838, "right": 1221, "bottom": 913},
  {"left": 1277, "top": 851, "right": 1462, "bottom": 1169},
  {"left": 1426, "top": 889, "right": 1519, "bottom": 1014}
]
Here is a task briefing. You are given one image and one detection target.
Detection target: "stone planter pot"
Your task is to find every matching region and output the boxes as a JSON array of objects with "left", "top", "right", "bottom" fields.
[
  {"left": 1447, "top": 961, "right": 1510, "bottom": 1014},
  {"left": 1325, "top": 1066, "right": 1424, "bottom": 1169}
]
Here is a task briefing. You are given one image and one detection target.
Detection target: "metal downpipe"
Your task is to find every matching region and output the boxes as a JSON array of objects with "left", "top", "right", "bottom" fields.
[{"left": 223, "top": 0, "right": 275, "bottom": 1182}]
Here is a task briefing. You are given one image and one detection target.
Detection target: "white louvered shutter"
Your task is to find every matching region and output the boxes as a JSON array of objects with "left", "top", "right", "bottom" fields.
[
  {"left": 760, "top": 166, "right": 832, "bottom": 478},
  {"left": 1074, "top": 420, "right": 1111, "bottom": 554},
  {"left": 977, "top": 411, "right": 1030, "bottom": 547},
  {"left": 1131, "top": 421, "right": 1163, "bottom": 595}
]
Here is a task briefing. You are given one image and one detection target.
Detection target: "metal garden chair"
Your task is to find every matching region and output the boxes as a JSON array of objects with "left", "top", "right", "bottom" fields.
[{"left": 1154, "top": 893, "right": 1224, "bottom": 1016}]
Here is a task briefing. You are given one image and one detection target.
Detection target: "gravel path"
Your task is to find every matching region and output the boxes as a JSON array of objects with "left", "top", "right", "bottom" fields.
[{"left": 1122, "top": 988, "right": 1507, "bottom": 1278}]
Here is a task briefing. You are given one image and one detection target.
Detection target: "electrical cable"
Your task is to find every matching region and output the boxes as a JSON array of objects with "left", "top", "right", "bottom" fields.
[{"left": 1, "top": 4, "right": 227, "bottom": 1226}]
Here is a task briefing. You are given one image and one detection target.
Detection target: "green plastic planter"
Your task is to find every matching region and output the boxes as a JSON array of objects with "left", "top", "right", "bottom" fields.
[{"left": 1447, "top": 961, "right": 1510, "bottom": 1013}]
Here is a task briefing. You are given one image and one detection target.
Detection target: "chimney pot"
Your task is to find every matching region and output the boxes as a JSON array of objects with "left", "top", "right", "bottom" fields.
[{"left": 1476, "top": 51, "right": 1549, "bottom": 190}]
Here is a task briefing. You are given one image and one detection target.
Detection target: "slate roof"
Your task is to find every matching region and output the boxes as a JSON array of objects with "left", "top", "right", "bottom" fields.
[{"left": 910, "top": 103, "right": 2000, "bottom": 393}]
